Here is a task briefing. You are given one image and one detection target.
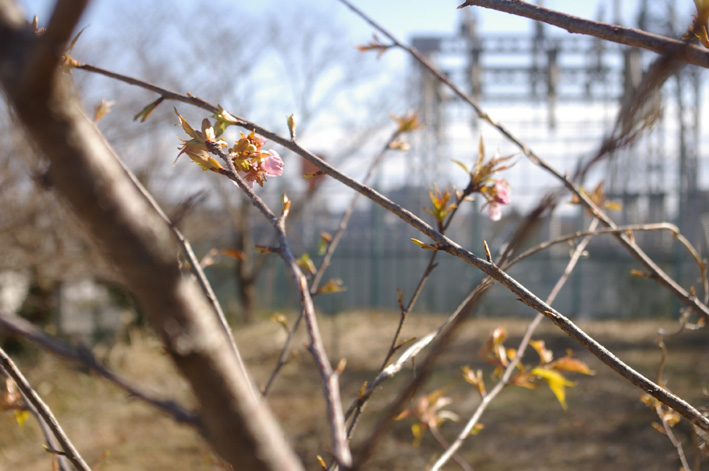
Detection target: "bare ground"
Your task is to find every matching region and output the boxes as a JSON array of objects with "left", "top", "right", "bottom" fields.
[{"left": 1, "top": 311, "right": 707, "bottom": 471}]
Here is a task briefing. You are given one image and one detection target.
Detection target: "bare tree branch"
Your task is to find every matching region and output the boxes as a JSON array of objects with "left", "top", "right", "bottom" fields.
[
  {"left": 208, "top": 142, "right": 353, "bottom": 468},
  {"left": 0, "top": 4, "right": 304, "bottom": 470},
  {"left": 430, "top": 218, "right": 599, "bottom": 471},
  {"left": 111, "top": 148, "right": 254, "bottom": 398},
  {"left": 509, "top": 222, "right": 709, "bottom": 304},
  {"left": 337, "top": 0, "right": 709, "bottom": 322},
  {"left": 0, "top": 346, "right": 92, "bottom": 471},
  {"left": 310, "top": 130, "right": 400, "bottom": 293},
  {"left": 68, "top": 53, "right": 709, "bottom": 439},
  {"left": 0, "top": 311, "right": 199, "bottom": 425},
  {"left": 20, "top": 0, "right": 89, "bottom": 97},
  {"left": 457, "top": 0, "right": 709, "bottom": 69}
]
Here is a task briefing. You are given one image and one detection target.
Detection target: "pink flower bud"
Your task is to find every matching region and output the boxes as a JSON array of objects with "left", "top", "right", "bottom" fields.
[
  {"left": 262, "top": 150, "right": 284, "bottom": 177},
  {"left": 485, "top": 202, "right": 502, "bottom": 221},
  {"left": 492, "top": 179, "right": 511, "bottom": 205}
]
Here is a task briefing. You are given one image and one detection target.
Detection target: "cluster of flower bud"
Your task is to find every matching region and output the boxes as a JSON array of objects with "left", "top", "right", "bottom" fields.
[{"left": 175, "top": 110, "right": 283, "bottom": 188}]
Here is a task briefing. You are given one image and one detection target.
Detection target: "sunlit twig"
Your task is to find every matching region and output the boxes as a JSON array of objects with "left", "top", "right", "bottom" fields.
[
  {"left": 0, "top": 346, "right": 92, "bottom": 471},
  {"left": 207, "top": 142, "right": 352, "bottom": 468},
  {"left": 336, "top": 0, "right": 709, "bottom": 321},
  {"left": 73, "top": 52, "right": 709, "bottom": 452},
  {"left": 431, "top": 218, "right": 599, "bottom": 471},
  {"left": 0, "top": 312, "right": 199, "bottom": 425},
  {"left": 457, "top": 0, "right": 709, "bottom": 69}
]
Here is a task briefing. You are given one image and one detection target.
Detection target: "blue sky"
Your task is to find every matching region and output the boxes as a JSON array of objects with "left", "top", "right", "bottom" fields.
[{"left": 18, "top": 1, "right": 693, "bottom": 44}]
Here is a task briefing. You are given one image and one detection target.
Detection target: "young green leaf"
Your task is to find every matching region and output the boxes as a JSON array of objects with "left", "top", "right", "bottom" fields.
[{"left": 531, "top": 367, "right": 576, "bottom": 410}]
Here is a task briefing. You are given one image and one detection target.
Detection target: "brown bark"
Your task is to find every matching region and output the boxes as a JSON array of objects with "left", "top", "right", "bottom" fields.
[{"left": 0, "top": 2, "right": 304, "bottom": 470}]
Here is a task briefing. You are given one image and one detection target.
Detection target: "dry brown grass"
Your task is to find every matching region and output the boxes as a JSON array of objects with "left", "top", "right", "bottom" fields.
[{"left": 1, "top": 311, "right": 707, "bottom": 471}]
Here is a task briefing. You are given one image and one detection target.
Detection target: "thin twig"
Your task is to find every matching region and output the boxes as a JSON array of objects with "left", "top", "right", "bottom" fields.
[
  {"left": 310, "top": 130, "right": 400, "bottom": 293},
  {"left": 658, "top": 402, "right": 693, "bottom": 471},
  {"left": 0, "top": 346, "right": 92, "bottom": 471},
  {"left": 352, "top": 280, "right": 491, "bottom": 470},
  {"left": 430, "top": 218, "right": 599, "bottom": 471},
  {"left": 379, "top": 256, "right": 438, "bottom": 374},
  {"left": 340, "top": 248, "right": 439, "bottom": 455},
  {"left": 337, "top": 0, "right": 709, "bottom": 322},
  {"left": 457, "top": 0, "right": 709, "bottom": 69},
  {"left": 337, "top": 181, "right": 488, "bottom": 466},
  {"left": 652, "top": 310, "right": 702, "bottom": 469},
  {"left": 111, "top": 147, "right": 254, "bottom": 398},
  {"left": 429, "top": 426, "right": 474, "bottom": 471},
  {"left": 263, "top": 130, "right": 400, "bottom": 396},
  {"left": 508, "top": 222, "right": 708, "bottom": 304},
  {"left": 207, "top": 143, "right": 352, "bottom": 468},
  {"left": 343, "top": 186, "right": 475, "bottom": 439},
  {"left": 260, "top": 311, "right": 303, "bottom": 396},
  {"left": 4, "top": 375, "right": 72, "bottom": 471},
  {"left": 20, "top": 0, "right": 89, "bottom": 97},
  {"left": 0, "top": 312, "right": 199, "bottom": 425},
  {"left": 74, "top": 57, "right": 709, "bottom": 434}
]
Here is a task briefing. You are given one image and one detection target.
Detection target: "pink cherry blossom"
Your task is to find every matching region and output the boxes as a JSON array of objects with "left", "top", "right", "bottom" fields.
[
  {"left": 262, "top": 150, "right": 284, "bottom": 177},
  {"left": 485, "top": 202, "right": 502, "bottom": 221},
  {"left": 492, "top": 179, "right": 511, "bottom": 205},
  {"left": 481, "top": 180, "right": 511, "bottom": 221},
  {"left": 238, "top": 150, "right": 284, "bottom": 188}
]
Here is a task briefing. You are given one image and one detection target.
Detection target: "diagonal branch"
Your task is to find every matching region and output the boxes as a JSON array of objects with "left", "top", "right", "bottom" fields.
[
  {"left": 262, "top": 129, "right": 401, "bottom": 397},
  {"left": 20, "top": 0, "right": 89, "bottom": 97},
  {"left": 457, "top": 0, "right": 709, "bottom": 69},
  {"left": 337, "top": 0, "right": 709, "bottom": 322},
  {"left": 0, "top": 312, "right": 199, "bottom": 425},
  {"left": 208, "top": 143, "right": 352, "bottom": 468},
  {"left": 111, "top": 149, "right": 253, "bottom": 398},
  {"left": 0, "top": 346, "right": 92, "bottom": 471},
  {"left": 0, "top": 5, "right": 304, "bottom": 470},
  {"left": 430, "top": 218, "right": 600, "bottom": 471},
  {"left": 66, "top": 36, "right": 709, "bottom": 439}
]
